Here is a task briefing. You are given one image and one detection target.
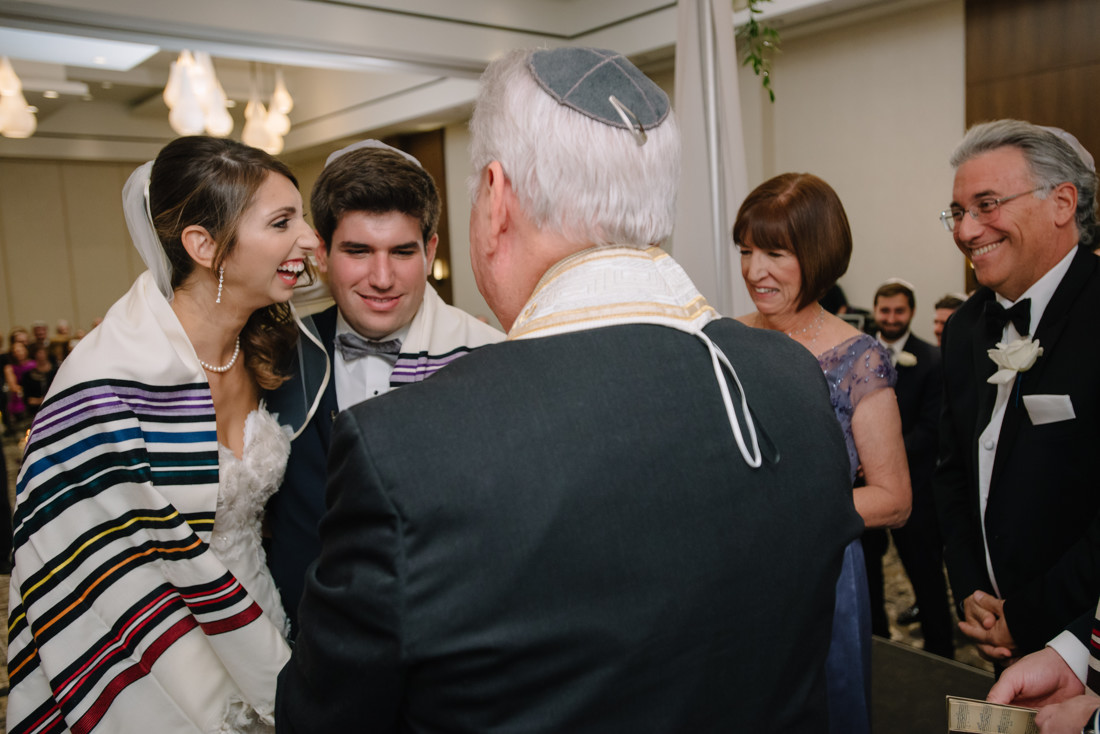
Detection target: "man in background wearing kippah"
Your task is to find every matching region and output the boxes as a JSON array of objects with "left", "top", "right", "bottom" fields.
[
  {"left": 933, "top": 120, "right": 1100, "bottom": 692},
  {"left": 265, "top": 142, "right": 502, "bottom": 637},
  {"left": 276, "top": 47, "right": 860, "bottom": 733},
  {"left": 865, "top": 279, "right": 953, "bottom": 659}
]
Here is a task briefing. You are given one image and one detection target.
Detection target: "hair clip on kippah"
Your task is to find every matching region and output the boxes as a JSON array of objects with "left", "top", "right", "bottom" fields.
[{"left": 609, "top": 95, "right": 647, "bottom": 146}]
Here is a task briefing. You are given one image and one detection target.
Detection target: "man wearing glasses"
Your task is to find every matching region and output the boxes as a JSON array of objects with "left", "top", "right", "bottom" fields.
[{"left": 934, "top": 120, "right": 1100, "bottom": 675}]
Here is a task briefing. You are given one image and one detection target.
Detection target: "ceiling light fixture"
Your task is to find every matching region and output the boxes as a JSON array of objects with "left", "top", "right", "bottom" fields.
[
  {"left": 241, "top": 64, "right": 293, "bottom": 155},
  {"left": 163, "top": 50, "right": 233, "bottom": 137},
  {"left": 0, "top": 56, "right": 37, "bottom": 139}
]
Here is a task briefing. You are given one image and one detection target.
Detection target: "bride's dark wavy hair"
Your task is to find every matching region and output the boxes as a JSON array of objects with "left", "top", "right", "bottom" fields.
[{"left": 148, "top": 135, "right": 306, "bottom": 389}]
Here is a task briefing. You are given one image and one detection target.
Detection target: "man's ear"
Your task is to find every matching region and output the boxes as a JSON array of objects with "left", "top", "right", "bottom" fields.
[
  {"left": 315, "top": 234, "right": 331, "bottom": 275},
  {"left": 485, "top": 161, "right": 511, "bottom": 250},
  {"left": 1050, "top": 181, "right": 1078, "bottom": 228},
  {"left": 424, "top": 234, "right": 439, "bottom": 269},
  {"left": 181, "top": 224, "right": 217, "bottom": 269}
]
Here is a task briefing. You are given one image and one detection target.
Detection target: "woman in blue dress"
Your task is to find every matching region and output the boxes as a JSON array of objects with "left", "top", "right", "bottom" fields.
[{"left": 735, "top": 172, "right": 912, "bottom": 734}]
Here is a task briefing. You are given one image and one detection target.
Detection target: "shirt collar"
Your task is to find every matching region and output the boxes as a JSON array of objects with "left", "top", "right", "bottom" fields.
[
  {"left": 996, "top": 246, "right": 1077, "bottom": 333},
  {"left": 877, "top": 330, "right": 910, "bottom": 352}
]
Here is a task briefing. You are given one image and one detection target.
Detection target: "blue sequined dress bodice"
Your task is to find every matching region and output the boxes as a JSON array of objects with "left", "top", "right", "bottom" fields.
[{"left": 817, "top": 333, "right": 897, "bottom": 480}]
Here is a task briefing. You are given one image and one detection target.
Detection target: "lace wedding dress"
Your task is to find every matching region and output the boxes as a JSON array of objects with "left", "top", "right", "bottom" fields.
[{"left": 210, "top": 405, "right": 292, "bottom": 733}]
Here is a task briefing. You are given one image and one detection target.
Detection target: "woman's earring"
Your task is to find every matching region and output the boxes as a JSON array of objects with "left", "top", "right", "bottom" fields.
[{"left": 215, "top": 265, "right": 224, "bottom": 304}]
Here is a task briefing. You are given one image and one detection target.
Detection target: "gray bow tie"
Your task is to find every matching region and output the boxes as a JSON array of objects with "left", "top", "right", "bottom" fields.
[{"left": 335, "top": 332, "right": 402, "bottom": 361}]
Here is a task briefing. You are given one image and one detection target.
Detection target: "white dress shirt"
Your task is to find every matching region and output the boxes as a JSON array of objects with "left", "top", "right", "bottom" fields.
[
  {"left": 333, "top": 312, "right": 411, "bottom": 412},
  {"left": 977, "top": 247, "right": 1076, "bottom": 598}
]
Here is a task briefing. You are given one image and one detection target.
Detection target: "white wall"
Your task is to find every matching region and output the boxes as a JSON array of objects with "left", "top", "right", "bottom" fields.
[{"left": 737, "top": 0, "right": 967, "bottom": 341}]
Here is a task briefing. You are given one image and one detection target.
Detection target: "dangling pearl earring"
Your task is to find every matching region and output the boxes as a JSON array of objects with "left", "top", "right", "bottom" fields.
[{"left": 215, "top": 265, "right": 224, "bottom": 304}]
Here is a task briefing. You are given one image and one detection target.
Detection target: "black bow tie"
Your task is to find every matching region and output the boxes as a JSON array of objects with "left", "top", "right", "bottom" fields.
[
  {"left": 983, "top": 298, "right": 1031, "bottom": 338},
  {"left": 335, "top": 332, "right": 402, "bottom": 362}
]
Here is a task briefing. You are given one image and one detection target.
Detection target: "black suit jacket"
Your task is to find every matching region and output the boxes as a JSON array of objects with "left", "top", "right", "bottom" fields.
[
  {"left": 935, "top": 246, "right": 1100, "bottom": 653},
  {"left": 265, "top": 306, "right": 339, "bottom": 636},
  {"left": 892, "top": 334, "right": 942, "bottom": 496},
  {"left": 276, "top": 320, "right": 862, "bottom": 733}
]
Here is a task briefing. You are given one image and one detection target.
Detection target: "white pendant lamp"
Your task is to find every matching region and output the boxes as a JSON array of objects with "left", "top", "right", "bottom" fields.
[
  {"left": 0, "top": 56, "right": 37, "bottom": 139},
  {"left": 163, "top": 50, "right": 234, "bottom": 137}
]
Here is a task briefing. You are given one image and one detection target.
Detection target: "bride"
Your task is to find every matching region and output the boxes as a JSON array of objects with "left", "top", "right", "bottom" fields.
[{"left": 8, "top": 135, "right": 318, "bottom": 733}]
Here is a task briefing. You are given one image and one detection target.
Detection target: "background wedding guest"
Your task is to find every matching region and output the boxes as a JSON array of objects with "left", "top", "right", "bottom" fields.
[
  {"left": 277, "top": 46, "right": 861, "bottom": 733},
  {"left": 19, "top": 344, "right": 55, "bottom": 419},
  {"left": 932, "top": 293, "right": 965, "bottom": 345},
  {"left": 1, "top": 327, "right": 27, "bottom": 435},
  {"left": 28, "top": 320, "right": 49, "bottom": 359},
  {"left": 735, "top": 172, "right": 911, "bottom": 734},
  {"left": 3, "top": 340, "right": 34, "bottom": 428},
  {"left": 934, "top": 120, "right": 1100, "bottom": 666},
  {"left": 8, "top": 136, "right": 319, "bottom": 733},
  {"left": 865, "top": 279, "right": 954, "bottom": 659},
  {"left": 265, "top": 140, "right": 502, "bottom": 637}
]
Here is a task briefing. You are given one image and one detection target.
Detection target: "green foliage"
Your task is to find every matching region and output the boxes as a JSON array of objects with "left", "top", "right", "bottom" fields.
[{"left": 736, "top": 0, "right": 780, "bottom": 102}]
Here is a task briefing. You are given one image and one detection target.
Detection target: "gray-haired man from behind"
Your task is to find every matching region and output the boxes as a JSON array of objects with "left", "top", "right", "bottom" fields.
[{"left": 277, "top": 47, "right": 860, "bottom": 733}]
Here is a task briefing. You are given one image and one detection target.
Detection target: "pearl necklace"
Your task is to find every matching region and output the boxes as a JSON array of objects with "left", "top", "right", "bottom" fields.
[
  {"left": 199, "top": 337, "right": 240, "bottom": 373},
  {"left": 783, "top": 305, "right": 826, "bottom": 347}
]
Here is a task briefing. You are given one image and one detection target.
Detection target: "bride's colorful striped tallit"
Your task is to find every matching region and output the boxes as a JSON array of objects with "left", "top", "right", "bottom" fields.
[{"left": 8, "top": 271, "right": 289, "bottom": 734}]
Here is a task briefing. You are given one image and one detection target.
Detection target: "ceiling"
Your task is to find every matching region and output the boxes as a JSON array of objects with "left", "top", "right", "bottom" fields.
[{"left": 0, "top": 0, "right": 939, "bottom": 163}]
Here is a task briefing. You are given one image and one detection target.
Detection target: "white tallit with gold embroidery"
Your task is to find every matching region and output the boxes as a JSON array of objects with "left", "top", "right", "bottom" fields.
[{"left": 509, "top": 245, "right": 762, "bottom": 467}]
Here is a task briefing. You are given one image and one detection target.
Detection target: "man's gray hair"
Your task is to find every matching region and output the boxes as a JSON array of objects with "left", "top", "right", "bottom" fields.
[
  {"left": 467, "top": 48, "right": 681, "bottom": 247},
  {"left": 950, "top": 119, "right": 1098, "bottom": 248}
]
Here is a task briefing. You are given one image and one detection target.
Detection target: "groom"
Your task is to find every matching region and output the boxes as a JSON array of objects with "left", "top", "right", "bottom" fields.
[
  {"left": 265, "top": 141, "right": 502, "bottom": 636},
  {"left": 934, "top": 120, "right": 1100, "bottom": 663}
]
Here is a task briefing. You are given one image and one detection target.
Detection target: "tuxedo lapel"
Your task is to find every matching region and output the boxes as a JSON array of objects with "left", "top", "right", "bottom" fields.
[
  {"left": 1022, "top": 247, "right": 1094, "bottom": 386},
  {"left": 313, "top": 306, "right": 341, "bottom": 445},
  {"left": 991, "top": 247, "right": 1094, "bottom": 488},
  {"left": 970, "top": 289, "right": 1000, "bottom": 432}
]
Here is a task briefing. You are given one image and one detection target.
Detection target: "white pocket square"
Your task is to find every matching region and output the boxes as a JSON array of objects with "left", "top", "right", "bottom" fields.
[{"left": 1023, "top": 394, "right": 1075, "bottom": 426}]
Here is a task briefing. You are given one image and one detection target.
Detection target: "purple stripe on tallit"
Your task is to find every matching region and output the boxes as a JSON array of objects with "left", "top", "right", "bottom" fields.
[
  {"left": 389, "top": 351, "right": 470, "bottom": 384},
  {"left": 33, "top": 385, "right": 213, "bottom": 440}
]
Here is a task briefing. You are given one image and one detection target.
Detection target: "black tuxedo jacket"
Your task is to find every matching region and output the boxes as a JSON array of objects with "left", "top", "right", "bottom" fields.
[
  {"left": 934, "top": 246, "right": 1100, "bottom": 653},
  {"left": 265, "top": 305, "right": 339, "bottom": 636},
  {"left": 893, "top": 334, "right": 942, "bottom": 496},
  {"left": 276, "top": 320, "right": 862, "bottom": 733}
]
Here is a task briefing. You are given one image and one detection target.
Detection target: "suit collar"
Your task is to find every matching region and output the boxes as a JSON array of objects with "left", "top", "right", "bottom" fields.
[
  {"left": 1029, "top": 246, "right": 1094, "bottom": 355},
  {"left": 877, "top": 330, "right": 910, "bottom": 354}
]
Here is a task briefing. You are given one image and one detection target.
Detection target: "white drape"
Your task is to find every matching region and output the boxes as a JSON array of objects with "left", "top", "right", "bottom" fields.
[{"left": 671, "top": 0, "right": 753, "bottom": 318}]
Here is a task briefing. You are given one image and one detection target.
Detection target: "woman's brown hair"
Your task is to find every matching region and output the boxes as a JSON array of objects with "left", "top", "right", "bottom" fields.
[{"left": 733, "top": 172, "right": 853, "bottom": 311}]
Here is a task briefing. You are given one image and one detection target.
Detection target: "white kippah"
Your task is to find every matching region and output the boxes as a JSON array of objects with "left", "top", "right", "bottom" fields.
[
  {"left": 1039, "top": 125, "right": 1096, "bottom": 173},
  {"left": 880, "top": 277, "right": 915, "bottom": 292},
  {"left": 324, "top": 139, "right": 422, "bottom": 169}
]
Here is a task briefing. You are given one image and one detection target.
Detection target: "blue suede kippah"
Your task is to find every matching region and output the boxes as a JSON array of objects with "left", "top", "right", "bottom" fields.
[{"left": 528, "top": 47, "right": 670, "bottom": 131}]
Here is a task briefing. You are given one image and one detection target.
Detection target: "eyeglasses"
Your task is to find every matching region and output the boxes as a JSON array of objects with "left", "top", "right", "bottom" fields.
[{"left": 939, "top": 186, "right": 1048, "bottom": 232}]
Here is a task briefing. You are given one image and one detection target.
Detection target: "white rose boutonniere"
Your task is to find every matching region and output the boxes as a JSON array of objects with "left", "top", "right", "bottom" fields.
[
  {"left": 987, "top": 337, "right": 1043, "bottom": 385},
  {"left": 896, "top": 351, "right": 918, "bottom": 367}
]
